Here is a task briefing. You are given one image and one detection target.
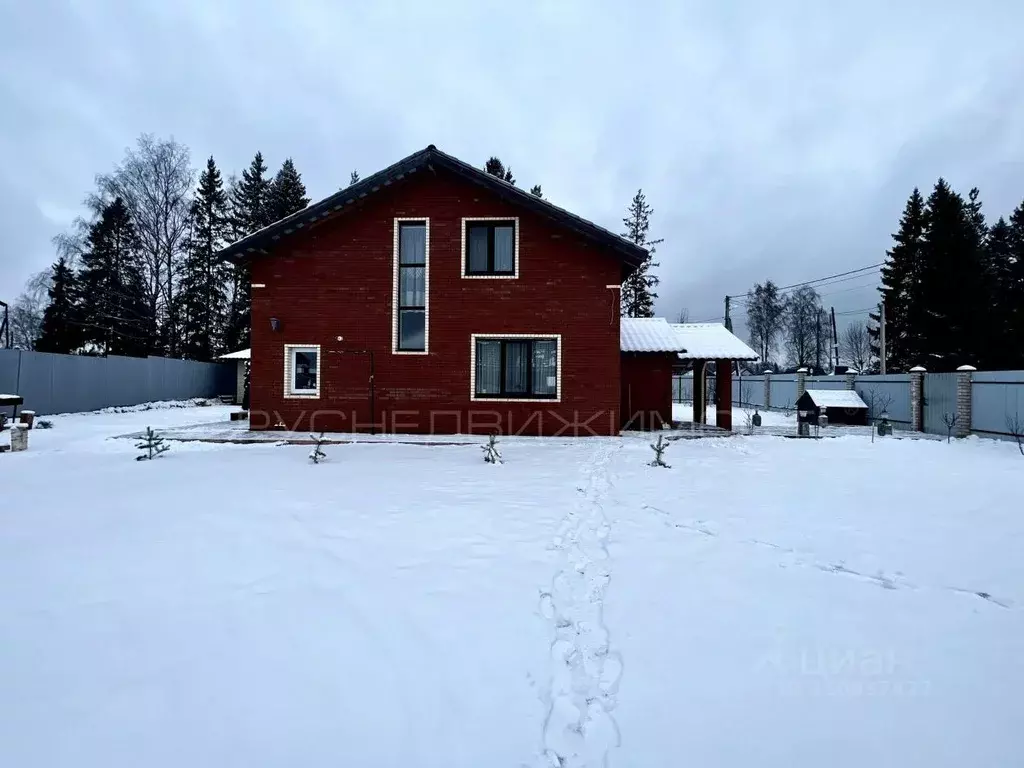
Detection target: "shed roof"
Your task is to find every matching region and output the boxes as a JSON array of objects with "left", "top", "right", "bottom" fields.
[
  {"left": 216, "top": 145, "right": 648, "bottom": 269},
  {"left": 620, "top": 318, "right": 689, "bottom": 352},
  {"left": 802, "top": 389, "right": 868, "bottom": 409},
  {"left": 218, "top": 348, "right": 251, "bottom": 360},
  {"left": 670, "top": 323, "right": 759, "bottom": 361}
]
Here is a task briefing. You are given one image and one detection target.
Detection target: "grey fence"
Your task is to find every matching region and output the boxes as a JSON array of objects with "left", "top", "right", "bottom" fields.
[
  {"left": 923, "top": 372, "right": 958, "bottom": 435},
  {"left": 769, "top": 376, "right": 799, "bottom": 411},
  {"left": 732, "top": 375, "right": 765, "bottom": 408},
  {"left": 0, "top": 350, "right": 234, "bottom": 416},
  {"left": 853, "top": 375, "right": 913, "bottom": 428},
  {"left": 971, "top": 370, "right": 1024, "bottom": 438}
]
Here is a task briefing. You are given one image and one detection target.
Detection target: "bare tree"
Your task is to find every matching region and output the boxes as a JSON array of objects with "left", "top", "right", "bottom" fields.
[
  {"left": 675, "top": 307, "right": 690, "bottom": 324},
  {"left": 1006, "top": 413, "right": 1023, "bottom": 456},
  {"left": 93, "top": 134, "right": 194, "bottom": 355},
  {"left": 784, "top": 285, "right": 822, "bottom": 369},
  {"left": 859, "top": 388, "right": 894, "bottom": 443},
  {"left": 7, "top": 269, "right": 51, "bottom": 348},
  {"left": 745, "top": 280, "right": 786, "bottom": 364},
  {"left": 840, "top": 321, "right": 873, "bottom": 373}
]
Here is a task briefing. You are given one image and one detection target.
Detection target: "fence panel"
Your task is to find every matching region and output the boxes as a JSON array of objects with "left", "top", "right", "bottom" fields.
[
  {"left": 923, "top": 372, "right": 959, "bottom": 436},
  {"left": 732, "top": 375, "right": 765, "bottom": 407},
  {"left": 769, "top": 377, "right": 799, "bottom": 410},
  {"left": 0, "top": 350, "right": 232, "bottom": 416},
  {"left": 971, "top": 371, "right": 1024, "bottom": 438},
  {"left": 853, "top": 375, "right": 912, "bottom": 428},
  {"left": 804, "top": 376, "right": 848, "bottom": 391}
]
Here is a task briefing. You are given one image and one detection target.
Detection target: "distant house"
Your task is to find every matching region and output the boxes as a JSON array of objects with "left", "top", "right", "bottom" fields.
[
  {"left": 796, "top": 389, "right": 868, "bottom": 426},
  {"left": 217, "top": 145, "right": 754, "bottom": 435}
]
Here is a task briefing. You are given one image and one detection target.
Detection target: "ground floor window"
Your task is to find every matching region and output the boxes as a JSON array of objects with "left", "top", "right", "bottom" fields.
[
  {"left": 473, "top": 336, "right": 559, "bottom": 400},
  {"left": 284, "top": 344, "right": 320, "bottom": 398}
]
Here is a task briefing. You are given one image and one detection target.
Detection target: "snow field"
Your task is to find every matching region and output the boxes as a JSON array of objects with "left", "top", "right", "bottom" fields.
[{"left": 1, "top": 406, "right": 1022, "bottom": 767}]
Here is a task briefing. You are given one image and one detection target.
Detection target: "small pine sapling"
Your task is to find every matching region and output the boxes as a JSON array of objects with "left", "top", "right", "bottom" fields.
[
  {"left": 649, "top": 434, "right": 671, "bottom": 468},
  {"left": 942, "top": 412, "right": 958, "bottom": 444},
  {"left": 135, "top": 426, "right": 170, "bottom": 461},
  {"left": 36, "top": 419, "right": 54, "bottom": 429},
  {"left": 482, "top": 432, "right": 502, "bottom": 464},
  {"left": 309, "top": 432, "right": 328, "bottom": 464}
]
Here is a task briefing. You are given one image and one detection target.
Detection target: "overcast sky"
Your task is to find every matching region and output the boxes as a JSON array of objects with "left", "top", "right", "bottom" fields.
[{"left": 2, "top": 0, "right": 1023, "bottom": 336}]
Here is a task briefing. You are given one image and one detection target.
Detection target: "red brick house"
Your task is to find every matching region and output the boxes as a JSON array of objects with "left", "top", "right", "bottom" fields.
[{"left": 219, "top": 145, "right": 653, "bottom": 436}]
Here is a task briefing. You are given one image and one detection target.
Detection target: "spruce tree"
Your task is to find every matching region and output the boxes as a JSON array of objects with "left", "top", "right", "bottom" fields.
[
  {"left": 224, "top": 153, "right": 272, "bottom": 351},
  {"left": 484, "top": 157, "right": 515, "bottom": 185},
  {"left": 872, "top": 188, "right": 926, "bottom": 370},
  {"left": 267, "top": 158, "right": 310, "bottom": 222},
  {"left": 620, "top": 189, "right": 663, "bottom": 318},
  {"left": 530, "top": 184, "right": 543, "bottom": 198},
  {"left": 180, "top": 157, "right": 232, "bottom": 361},
  {"left": 983, "top": 217, "right": 1015, "bottom": 369},
  {"left": 916, "top": 179, "right": 986, "bottom": 370},
  {"left": 1006, "top": 202, "right": 1024, "bottom": 367},
  {"left": 36, "top": 257, "right": 83, "bottom": 354},
  {"left": 77, "top": 198, "right": 150, "bottom": 356},
  {"left": 349, "top": 170, "right": 360, "bottom": 186}
]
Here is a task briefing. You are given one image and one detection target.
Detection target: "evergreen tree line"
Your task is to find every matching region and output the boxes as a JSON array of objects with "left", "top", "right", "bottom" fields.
[
  {"left": 34, "top": 135, "right": 310, "bottom": 361},
  {"left": 870, "top": 180, "right": 1024, "bottom": 372}
]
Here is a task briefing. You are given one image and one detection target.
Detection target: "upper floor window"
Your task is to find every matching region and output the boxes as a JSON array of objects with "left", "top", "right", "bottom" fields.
[
  {"left": 396, "top": 220, "right": 427, "bottom": 352},
  {"left": 464, "top": 219, "right": 517, "bottom": 277}
]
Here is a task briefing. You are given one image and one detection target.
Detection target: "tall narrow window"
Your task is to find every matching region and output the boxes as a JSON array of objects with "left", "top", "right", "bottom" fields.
[
  {"left": 464, "top": 219, "right": 517, "bottom": 276},
  {"left": 397, "top": 221, "right": 426, "bottom": 351},
  {"left": 472, "top": 336, "right": 559, "bottom": 400}
]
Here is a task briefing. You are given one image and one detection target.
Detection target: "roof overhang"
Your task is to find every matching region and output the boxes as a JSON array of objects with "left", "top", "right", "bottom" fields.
[
  {"left": 218, "top": 348, "right": 251, "bottom": 360},
  {"left": 670, "top": 323, "right": 759, "bottom": 361}
]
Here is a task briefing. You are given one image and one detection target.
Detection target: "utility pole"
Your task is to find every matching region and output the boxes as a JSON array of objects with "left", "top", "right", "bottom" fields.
[
  {"left": 815, "top": 310, "right": 822, "bottom": 373},
  {"left": 830, "top": 306, "right": 839, "bottom": 369},
  {"left": 879, "top": 301, "right": 887, "bottom": 375},
  {"left": 724, "top": 295, "right": 732, "bottom": 332}
]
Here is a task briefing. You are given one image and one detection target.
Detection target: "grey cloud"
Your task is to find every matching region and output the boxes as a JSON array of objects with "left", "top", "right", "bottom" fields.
[{"left": 2, "top": 0, "right": 1022, "bottom": 341}]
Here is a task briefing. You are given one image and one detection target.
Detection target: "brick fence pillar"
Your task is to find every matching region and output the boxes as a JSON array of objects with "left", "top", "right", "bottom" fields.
[
  {"left": 764, "top": 370, "right": 772, "bottom": 409},
  {"left": 844, "top": 371, "right": 857, "bottom": 390},
  {"left": 955, "top": 365, "right": 975, "bottom": 438},
  {"left": 796, "top": 367, "right": 808, "bottom": 401},
  {"left": 909, "top": 366, "right": 926, "bottom": 432}
]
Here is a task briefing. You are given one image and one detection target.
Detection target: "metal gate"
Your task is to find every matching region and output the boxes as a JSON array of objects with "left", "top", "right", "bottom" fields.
[{"left": 923, "top": 372, "right": 959, "bottom": 436}]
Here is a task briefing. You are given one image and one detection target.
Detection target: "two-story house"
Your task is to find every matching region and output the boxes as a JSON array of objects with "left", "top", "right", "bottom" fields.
[{"left": 219, "top": 145, "right": 681, "bottom": 436}]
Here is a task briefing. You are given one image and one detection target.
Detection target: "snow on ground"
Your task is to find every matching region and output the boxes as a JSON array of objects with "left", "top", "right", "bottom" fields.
[
  {"left": 2, "top": 405, "right": 1023, "bottom": 767},
  {"left": 673, "top": 400, "right": 796, "bottom": 428}
]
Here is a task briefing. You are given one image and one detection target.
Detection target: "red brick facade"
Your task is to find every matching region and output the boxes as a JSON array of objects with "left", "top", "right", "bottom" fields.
[
  {"left": 248, "top": 169, "right": 626, "bottom": 436},
  {"left": 620, "top": 352, "right": 675, "bottom": 430}
]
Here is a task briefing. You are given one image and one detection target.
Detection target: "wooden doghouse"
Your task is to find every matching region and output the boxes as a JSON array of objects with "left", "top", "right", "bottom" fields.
[{"left": 796, "top": 389, "right": 868, "bottom": 426}]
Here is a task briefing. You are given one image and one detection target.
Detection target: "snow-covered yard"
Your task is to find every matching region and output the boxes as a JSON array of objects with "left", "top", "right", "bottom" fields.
[
  {"left": 2, "top": 404, "right": 1023, "bottom": 767},
  {"left": 673, "top": 400, "right": 796, "bottom": 429}
]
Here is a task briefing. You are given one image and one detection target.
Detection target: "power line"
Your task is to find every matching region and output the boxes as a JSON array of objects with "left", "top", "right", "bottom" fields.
[{"left": 727, "top": 262, "right": 883, "bottom": 300}]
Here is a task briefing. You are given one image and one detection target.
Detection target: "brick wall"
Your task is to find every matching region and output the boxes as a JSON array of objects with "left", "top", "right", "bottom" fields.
[
  {"left": 249, "top": 170, "right": 624, "bottom": 436},
  {"left": 620, "top": 352, "right": 674, "bottom": 430}
]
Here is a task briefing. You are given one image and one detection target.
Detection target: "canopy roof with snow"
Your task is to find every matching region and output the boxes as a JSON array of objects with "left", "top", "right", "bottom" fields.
[
  {"left": 670, "top": 323, "right": 759, "bottom": 361},
  {"left": 801, "top": 389, "right": 868, "bottom": 409},
  {"left": 620, "top": 318, "right": 689, "bottom": 352}
]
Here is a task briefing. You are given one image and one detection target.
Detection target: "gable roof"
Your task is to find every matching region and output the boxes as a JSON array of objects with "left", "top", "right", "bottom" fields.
[
  {"left": 670, "top": 323, "right": 759, "bottom": 361},
  {"left": 217, "top": 145, "right": 649, "bottom": 268},
  {"left": 801, "top": 389, "right": 868, "bottom": 409}
]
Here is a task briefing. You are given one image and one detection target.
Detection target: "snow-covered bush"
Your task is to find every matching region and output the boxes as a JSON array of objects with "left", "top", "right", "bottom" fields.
[
  {"left": 482, "top": 432, "right": 502, "bottom": 464},
  {"left": 36, "top": 419, "right": 53, "bottom": 429},
  {"left": 649, "top": 434, "right": 671, "bottom": 468},
  {"left": 309, "top": 433, "right": 328, "bottom": 464},
  {"left": 135, "top": 427, "right": 170, "bottom": 461}
]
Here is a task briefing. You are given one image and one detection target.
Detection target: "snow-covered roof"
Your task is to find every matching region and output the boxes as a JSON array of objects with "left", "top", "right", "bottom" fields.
[
  {"left": 218, "top": 348, "right": 251, "bottom": 360},
  {"left": 620, "top": 318, "right": 689, "bottom": 352},
  {"left": 803, "top": 389, "right": 868, "bottom": 409},
  {"left": 670, "top": 323, "right": 759, "bottom": 361}
]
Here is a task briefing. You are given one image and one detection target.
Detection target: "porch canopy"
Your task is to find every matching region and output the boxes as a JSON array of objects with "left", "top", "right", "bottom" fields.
[
  {"left": 217, "top": 348, "right": 251, "bottom": 404},
  {"left": 670, "top": 323, "right": 759, "bottom": 430}
]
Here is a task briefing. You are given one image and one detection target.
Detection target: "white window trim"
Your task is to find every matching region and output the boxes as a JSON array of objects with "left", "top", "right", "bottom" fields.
[
  {"left": 392, "top": 217, "right": 430, "bottom": 354},
  {"left": 461, "top": 217, "right": 520, "bottom": 279},
  {"left": 469, "top": 333, "right": 561, "bottom": 403},
  {"left": 284, "top": 344, "right": 321, "bottom": 399}
]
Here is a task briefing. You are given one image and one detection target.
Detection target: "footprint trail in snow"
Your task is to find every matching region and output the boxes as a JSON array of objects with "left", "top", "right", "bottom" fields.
[{"left": 538, "top": 442, "right": 623, "bottom": 768}]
